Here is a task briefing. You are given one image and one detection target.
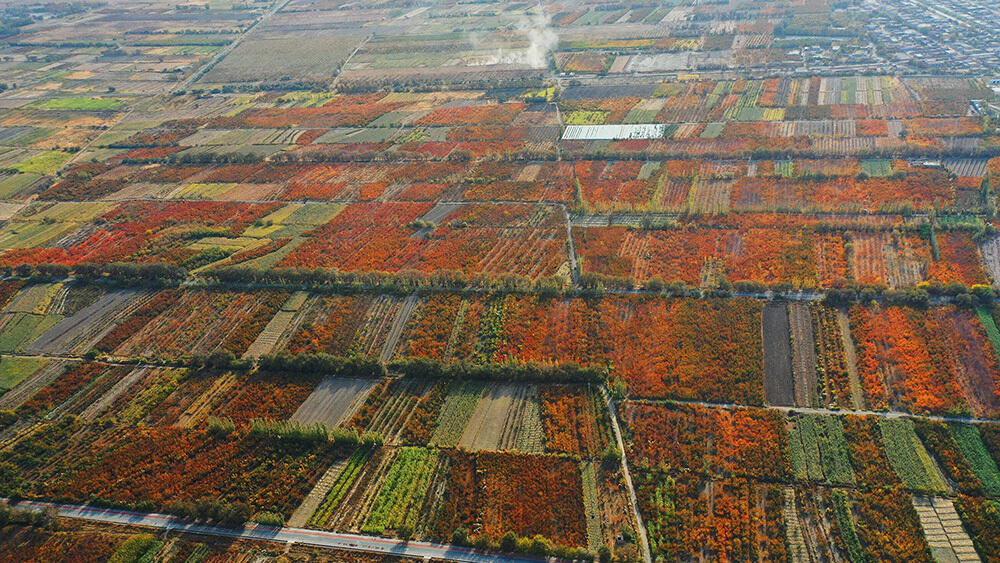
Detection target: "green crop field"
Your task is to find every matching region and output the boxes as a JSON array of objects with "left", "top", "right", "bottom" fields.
[
  {"left": 879, "top": 418, "right": 948, "bottom": 493},
  {"left": 0, "top": 356, "right": 49, "bottom": 392},
  {"left": 12, "top": 151, "right": 72, "bottom": 175},
  {"left": 951, "top": 423, "right": 1000, "bottom": 497}
]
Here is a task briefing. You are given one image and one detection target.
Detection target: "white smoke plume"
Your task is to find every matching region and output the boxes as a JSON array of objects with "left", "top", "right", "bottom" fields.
[
  {"left": 519, "top": 12, "right": 558, "bottom": 69},
  {"left": 467, "top": 11, "right": 556, "bottom": 68}
]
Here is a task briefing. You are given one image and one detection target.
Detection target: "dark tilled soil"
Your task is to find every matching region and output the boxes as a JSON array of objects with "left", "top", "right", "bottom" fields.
[{"left": 763, "top": 302, "right": 795, "bottom": 406}]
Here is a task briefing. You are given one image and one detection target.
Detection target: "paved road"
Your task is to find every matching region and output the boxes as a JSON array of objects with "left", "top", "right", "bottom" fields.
[
  {"left": 630, "top": 398, "right": 1000, "bottom": 425},
  {"left": 7, "top": 499, "right": 555, "bottom": 563}
]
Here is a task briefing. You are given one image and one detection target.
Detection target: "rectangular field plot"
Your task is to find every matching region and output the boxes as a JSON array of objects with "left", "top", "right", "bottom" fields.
[
  {"left": 278, "top": 202, "right": 570, "bottom": 279},
  {"left": 789, "top": 303, "right": 819, "bottom": 408},
  {"left": 0, "top": 283, "right": 86, "bottom": 353},
  {"left": 0, "top": 357, "right": 51, "bottom": 397},
  {"left": 573, "top": 225, "right": 848, "bottom": 288},
  {"left": 5, "top": 424, "right": 347, "bottom": 520},
  {"left": 360, "top": 447, "right": 441, "bottom": 535},
  {"left": 562, "top": 124, "right": 666, "bottom": 140},
  {"left": 539, "top": 385, "right": 614, "bottom": 458},
  {"left": 302, "top": 448, "right": 590, "bottom": 547},
  {"left": 457, "top": 383, "right": 544, "bottom": 453},
  {"left": 16, "top": 363, "right": 133, "bottom": 418},
  {"left": 763, "top": 302, "right": 794, "bottom": 407},
  {"left": 912, "top": 497, "right": 980, "bottom": 563},
  {"left": 212, "top": 371, "right": 321, "bottom": 425},
  {"left": 849, "top": 305, "right": 1000, "bottom": 416},
  {"left": 292, "top": 377, "right": 376, "bottom": 428},
  {"left": 625, "top": 402, "right": 792, "bottom": 482},
  {"left": 25, "top": 289, "right": 149, "bottom": 356},
  {"left": 0, "top": 359, "right": 67, "bottom": 411},
  {"left": 241, "top": 291, "right": 310, "bottom": 358},
  {"left": 110, "top": 289, "right": 289, "bottom": 360},
  {"left": 346, "top": 378, "right": 441, "bottom": 445},
  {"left": 879, "top": 418, "right": 948, "bottom": 494},
  {"left": 429, "top": 381, "right": 485, "bottom": 448},
  {"left": 787, "top": 414, "right": 856, "bottom": 486}
]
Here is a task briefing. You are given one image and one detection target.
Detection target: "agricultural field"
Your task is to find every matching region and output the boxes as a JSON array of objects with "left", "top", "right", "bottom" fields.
[{"left": 3, "top": 0, "right": 1000, "bottom": 560}]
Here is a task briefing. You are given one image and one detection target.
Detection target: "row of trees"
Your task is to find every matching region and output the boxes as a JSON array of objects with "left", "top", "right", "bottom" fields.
[
  {"left": 202, "top": 265, "right": 569, "bottom": 295},
  {"left": 9, "top": 260, "right": 1000, "bottom": 309},
  {"left": 4, "top": 262, "right": 187, "bottom": 285},
  {"left": 255, "top": 350, "right": 605, "bottom": 385}
]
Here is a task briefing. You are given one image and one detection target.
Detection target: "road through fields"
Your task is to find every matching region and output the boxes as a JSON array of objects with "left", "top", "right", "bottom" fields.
[{"left": 5, "top": 499, "right": 556, "bottom": 563}]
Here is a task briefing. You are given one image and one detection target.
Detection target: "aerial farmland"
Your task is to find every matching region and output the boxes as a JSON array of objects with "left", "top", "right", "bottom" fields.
[{"left": 0, "top": 0, "right": 1000, "bottom": 561}]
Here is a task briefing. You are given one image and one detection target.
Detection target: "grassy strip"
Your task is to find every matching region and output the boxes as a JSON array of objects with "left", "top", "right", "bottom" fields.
[
  {"left": 580, "top": 461, "right": 603, "bottom": 552},
  {"left": 831, "top": 491, "right": 865, "bottom": 563},
  {"left": 308, "top": 446, "right": 374, "bottom": 528}
]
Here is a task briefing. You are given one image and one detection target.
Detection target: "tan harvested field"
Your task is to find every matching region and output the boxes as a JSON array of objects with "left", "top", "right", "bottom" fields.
[
  {"left": 458, "top": 383, "right": 544, "bottom": 453},
  {"left": 981, "top": 235, "right": 1000, "bottom": 287},
  {"left": 201, "top": 33, "right": 365, "bottom": 84},
  {"left": 292, "top": 377, "right": 377, "bottom": 428}
]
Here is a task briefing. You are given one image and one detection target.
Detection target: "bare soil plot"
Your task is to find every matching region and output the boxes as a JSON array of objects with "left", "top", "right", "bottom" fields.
[
  {"left": 292, "top": 377, "right": 376, "bottom": 428},
  {"left": 980, "top": 235, "right": 1000, "bottom": 287},
  {"left": 788, "top": 303, "right": 818, "bottom": 408},
  {"left": 201, "top": 32, "right": 365, "bottom": 84},
  {"left": 458, "top": 383, "right": 544, "bottom": 453},
  {"left": 763, "top": 302, "right": 795, "bottom": 406},
  {"left": 912, "top": 496, "right": 980, "bottom": 563},
  {"left": 25, "top": 289, "right": 147, "bottom": 355}
]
